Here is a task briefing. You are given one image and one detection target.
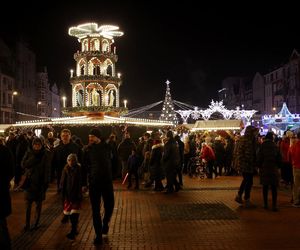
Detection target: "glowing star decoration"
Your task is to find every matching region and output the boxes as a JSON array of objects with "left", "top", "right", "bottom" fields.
[{"left": 69, "top": 23, "right": 124, "bottom": 40}]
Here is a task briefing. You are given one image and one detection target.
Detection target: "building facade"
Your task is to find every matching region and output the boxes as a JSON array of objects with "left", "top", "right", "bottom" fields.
[
  {"left": 222, "top": 49, "right": 300, "bottom": 117},
  {"left": 0, "top": 37, "right": 62, "bottom": 123},
  {"left": 0, "top": 38, "right": 15, "bottom": 123}
]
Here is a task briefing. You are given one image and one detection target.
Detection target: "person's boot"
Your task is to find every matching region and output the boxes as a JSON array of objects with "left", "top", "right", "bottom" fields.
[
  {"left": 272, "top": 187, "right": 278, "bottom": 211},
  {"left": 24, "top": 202, "right": 31, "bottom": 231},
  {"left": 134, "top": 178, "right": 139, "bottom": 190},
  {"left": 67, "top": 214, "right": 79, "bottom": 240},
  {"left": 234, "top": 194, "right": 243, "bottom": 204},
  {"left": 102, "top": 222, "right": 109, "bottom": 235},
  {"left": 263, "top": 186, "right": 268, "bottom": 209},
  {"left": 244, "top": 199, "right": 256, "bottom": 208},
  {"left": 93, "top": 234, "right": 103, "bottom": 245},
  {"left": 154, "top": 180, "right": 164, "bottom": 191},
  {"left": 61, "top": 214, "right": 69, "bottom": 224},
  {"left": 144, "top": 180, "right": 153, "bottom": 188},
  {"left": 263, "top": 196, "right": 268, "bottom": 209}
]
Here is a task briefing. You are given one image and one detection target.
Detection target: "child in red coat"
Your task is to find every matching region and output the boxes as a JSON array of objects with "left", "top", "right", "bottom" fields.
[{"left": 60, "top": 153, "right": 82, "bottom": 240}]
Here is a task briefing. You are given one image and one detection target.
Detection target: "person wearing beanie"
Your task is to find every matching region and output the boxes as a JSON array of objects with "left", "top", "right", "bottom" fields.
[
  {"left": 21, "top": 134, "right": 51, "bottom": 231},
  {"left": 82, "top": 128, "right": 114, "bottom": 245},
  {"left": 60, "top": 153, "right": 82, "bottom": 239},
  {"left": 89, "top": 128, "right": 102, "bottom": 140}
]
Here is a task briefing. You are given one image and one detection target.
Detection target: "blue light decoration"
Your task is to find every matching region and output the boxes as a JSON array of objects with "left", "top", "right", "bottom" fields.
[{"left": 262, "top": 102, "right": 300, "bottom": 135}]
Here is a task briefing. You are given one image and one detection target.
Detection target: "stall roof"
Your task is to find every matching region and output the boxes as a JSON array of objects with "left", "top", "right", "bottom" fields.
[
  {"left": 191, "top": 119, "right": 243, "bottom": 131},
  {"left": 0, "top": 124, "right": 13, "bottom": 133}
]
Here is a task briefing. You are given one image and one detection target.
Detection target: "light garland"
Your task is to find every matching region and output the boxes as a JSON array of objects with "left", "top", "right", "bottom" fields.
[{"left": 12, "top": 115, "right": 173, "bottom": 128}]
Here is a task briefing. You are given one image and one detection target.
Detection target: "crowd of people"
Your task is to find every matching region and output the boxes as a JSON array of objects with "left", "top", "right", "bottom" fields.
[{"left": 1, "top": 125, "right": 300, "bottom": 249}]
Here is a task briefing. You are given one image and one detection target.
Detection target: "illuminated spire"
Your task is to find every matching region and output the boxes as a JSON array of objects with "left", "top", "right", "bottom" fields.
[{"left": 160, "top": 80, "right": 178, "bottom": 124}]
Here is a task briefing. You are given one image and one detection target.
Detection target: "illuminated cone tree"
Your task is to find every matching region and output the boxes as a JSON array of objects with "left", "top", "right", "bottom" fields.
[{"left": 160, "top": 80, "right": 178, "bottom": 124}]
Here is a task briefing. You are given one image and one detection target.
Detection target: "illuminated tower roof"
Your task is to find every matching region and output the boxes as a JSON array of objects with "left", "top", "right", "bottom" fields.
[{"left": 69, "top": 23, "right": 124, "bottom": 40}]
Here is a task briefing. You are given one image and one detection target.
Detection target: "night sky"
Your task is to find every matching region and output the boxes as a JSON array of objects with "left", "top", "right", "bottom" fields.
[{"left": 1, "top": 2, "right": 299, "bottom": 109}]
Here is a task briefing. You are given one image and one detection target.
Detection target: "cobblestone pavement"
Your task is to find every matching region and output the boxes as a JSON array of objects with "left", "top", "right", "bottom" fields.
[{"left": 8, "top": 175, "right": 300, "bottom": 249}]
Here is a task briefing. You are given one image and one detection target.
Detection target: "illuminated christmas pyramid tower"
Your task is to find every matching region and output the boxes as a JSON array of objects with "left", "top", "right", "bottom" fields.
[
  {"left": 68, "top": 23, "right": 124, "bottom": 116},
  {"left": 160, "top": 80, "right": 178, "bottom": 124}
]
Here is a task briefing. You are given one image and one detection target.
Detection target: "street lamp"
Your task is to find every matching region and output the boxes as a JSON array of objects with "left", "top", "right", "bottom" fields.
[
  {"left": 218, "top": 88, "right": 227, "bottom": 101},
  {"left": 62, "top": 96, "right": 67, "bottom": 108},
  {"left": 37, "top": 101, "right": 42, "bottom": 114},
  {"left": 70, "top": 69, "right": 74, "bottom": 78},
  {"left": 123, "top": 99, "right": 127, "bottom": 108},
  {"left": 12, "top": 91, "right": 18, "bottom": 123},
  {"left": 117, "top": 72, "right": 121, "bottom": 78}
]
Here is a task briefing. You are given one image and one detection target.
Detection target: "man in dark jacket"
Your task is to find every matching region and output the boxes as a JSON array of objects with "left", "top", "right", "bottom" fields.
[
  {"left": 174, "top": 135, "right": 184, "bottom": 187},
  {"left": 82, "top": 128, "right": 114, "bottom": 245},
  {"left": 52, "top": 129, "right": 82, "bottom": 193},
  {"left": 52, "top": 129, "right": 82, "bottom": 224},
  {"left": 0, "top": 138, "right": 14, "bottom": 249},
  {"left": 163, "top": 131, "right": 180, "bottom": 193},
  {"left": 117, "top": 131, "right": 136, "bottom": 179}
]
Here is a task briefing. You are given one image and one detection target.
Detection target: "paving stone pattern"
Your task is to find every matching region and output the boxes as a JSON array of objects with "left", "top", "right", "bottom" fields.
[
  {"left": 8, "top": 176, "right": 300, "bottom": 249},
  {"left": 158, "top": 202, "right": 239, "bottom": 220}
]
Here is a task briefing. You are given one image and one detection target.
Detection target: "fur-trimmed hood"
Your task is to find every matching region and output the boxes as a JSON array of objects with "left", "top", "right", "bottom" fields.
[{"left": 152, "top": 143, "right": 163, "bottom": 150}]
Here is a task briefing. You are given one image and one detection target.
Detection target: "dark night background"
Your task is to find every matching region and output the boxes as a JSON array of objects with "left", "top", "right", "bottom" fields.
[{"left": 1, "top": 1, "right": 299, "bottom": 109}]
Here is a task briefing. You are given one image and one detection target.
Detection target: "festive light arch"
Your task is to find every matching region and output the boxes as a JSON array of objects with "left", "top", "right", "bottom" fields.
[{"left": 176, "top": 100, "right": 257, "bottom": 125}]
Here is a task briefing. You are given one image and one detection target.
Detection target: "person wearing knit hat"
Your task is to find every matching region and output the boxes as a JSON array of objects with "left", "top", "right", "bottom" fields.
[
  {"left": 83, "top": 127, "right": 114, "bottom": 245},
  {"left": 21, "top": 133, "right": 51, "bottom": 231},
  {"left": 89, "top": 128, "right": 102, "bottom": 139},
  {"left": 32, "top": 137, "right": 43, "bottom": 146},
  {"left": 88, "top": 128, "right": 102, "bottom": 146}
]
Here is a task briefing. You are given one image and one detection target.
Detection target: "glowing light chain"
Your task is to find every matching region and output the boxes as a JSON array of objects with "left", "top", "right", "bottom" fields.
[
  {"left": 123, "top": 101, "right": 163, "bottom": 117},
  {"left": 13, "top": 115, "right": 173, "bottom": 127}
]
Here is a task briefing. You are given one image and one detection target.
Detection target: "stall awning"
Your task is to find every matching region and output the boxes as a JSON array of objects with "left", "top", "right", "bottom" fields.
[
  {"left": 0, "top": 124, "right": 13, "bottom": 133},
  {"left": 191, "top": 119, "right": 243, "bottom": 131}
]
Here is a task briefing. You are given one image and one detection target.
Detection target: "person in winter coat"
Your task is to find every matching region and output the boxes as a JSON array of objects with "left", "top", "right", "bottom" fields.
[
  {"left": 200, "top": 142, "right": 216, "bottom": 179},
  {"left": 52, "top": 128, "right": 82, "bottom": 194},
  {"left": 234, "top": 126, "right": 257, "bottom": 208},
  {"left": 289, "top": 131, "right": 300, "bottom": 207},
  {"left": 60, "top": 153, "right": 82, "bottom": 239},
  {"left": 82, "top": 128, "right": 114, "bottom": 245},
  {"left": 0, "top": 138, "right": 14, "bottom": 249},
  {"left": 117, "top": 131, "right": 136, "bottom": 179},
  {"left": 21, "top": 137, "right": 51, "bottom": 231},
  {"left": 149, "top": 138, "right": 164, "bottom": 191},
  {"left": 52, "top": 129, "right": 82, "bottom": 224},
  {"left": 257, "top": 132, "right": 282, "bottom": 211},
  {"left": 175, "top": 135, "right": 184, "bottom": 187},
  {"left": 127, "top": 149, "right": 141, "bottom": 189},
  {"left": 162, "top": 130, "right": 180, "bottom": 193}
]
